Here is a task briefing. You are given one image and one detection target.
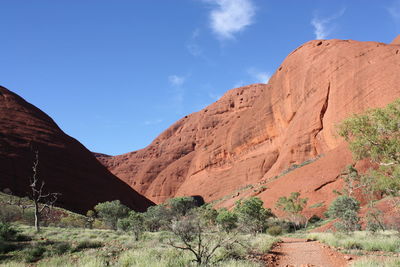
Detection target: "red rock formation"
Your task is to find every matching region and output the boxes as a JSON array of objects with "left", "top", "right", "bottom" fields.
[
  {"left": 98, "top": 37, "right": 400, "bottom": 211},
  {"left": 0, "top": 87, "right": 153, "bottom": 214}
]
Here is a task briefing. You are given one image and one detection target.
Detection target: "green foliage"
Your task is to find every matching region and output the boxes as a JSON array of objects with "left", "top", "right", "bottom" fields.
[
  {"left": 328, "top": 196, "right": 361, "bottom": 232},
  {"left": 275, "top": 192, "right": 308, "bottom": 228},
  {"left": 51, "top": 242, "right": 71, "bottom": 255},
  {"left": 143, "top": 204, "right": 171, "bottom": 232},
  {"left": 0, "top": 206, "right": 20, "bottom": 223},
  {"left": 276, "top": 192, "right": 308, "bottom": 215},
  {"left": 350, "top": 257, "right": 400, "bottom": 267},
  {"left": 307, "top": 231, "right": 400, "bottom": 253},
  {"left": 234, "top": 197, "right": 273, "bottom": 234},
  {"left": 94, "top": 200, "right": 130, "bottom": 230},
  {"left": 338, "top": 99, "right": 400, "bottom": 197},
  {"left": 118, "top": 211, "right": 145, "bottom": 241},
  {"left": 196, "top": 204, "right": 218, "bottom": 225},
  {"left": 216, "top": 208, "right": 238, "bottom": 232},
  {"left": 328, "top": 195, "right": 360, "bottom": 218},
  {"left": 168, "top": 210, "right": 240, "bottom": 266},
  {"left": 0, "top": 222, "right": 18, "bottom": 241},
  {"left": 73, "top": 240, "right": 103, "bottom": 252},
  {"left": 59, "top": 215, "right": 86, "bottom": 228},
  {"left": 267, "top": 225, "right": 282, "bottom": 236},
  {"left": 166, "top": 196, "right": 197, "bottom": 218},
  {"left": 25, "top": 245, "right": 46, "bottom": 263}
]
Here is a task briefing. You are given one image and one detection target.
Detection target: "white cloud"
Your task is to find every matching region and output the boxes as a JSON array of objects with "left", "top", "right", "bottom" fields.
[
  {"left": 247, "top": 68, "right": 270, "bottom": 84},
  {"left": 168, "top": 75, "right": 185, "bottom": 87},
  {"left": 311, "top": 8, "right": 345, "bottom": 40},
  {"left": 205, "top": 0, "right": 256, "bottom": 40}
]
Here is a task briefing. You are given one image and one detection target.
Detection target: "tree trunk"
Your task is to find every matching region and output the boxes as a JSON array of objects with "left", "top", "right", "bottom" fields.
[{"left": 34, "top": 201, "right": 40, "bottom": 232}]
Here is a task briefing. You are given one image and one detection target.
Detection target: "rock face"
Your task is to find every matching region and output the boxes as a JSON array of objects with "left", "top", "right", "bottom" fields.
[
  {"left": 98, "top": 37, "right": 400, "bottom": 211},
  {"left": 0, "top": 87, "right": 154, "bottom": 214}
]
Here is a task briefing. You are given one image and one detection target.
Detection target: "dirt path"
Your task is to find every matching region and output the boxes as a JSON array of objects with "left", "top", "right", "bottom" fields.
[{"left": 265, "top": 238, "right": 355, "bottom": 267}]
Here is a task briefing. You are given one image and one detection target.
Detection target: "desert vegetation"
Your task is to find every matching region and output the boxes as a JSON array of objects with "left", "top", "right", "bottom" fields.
[{"left": 0, "top": 194, "right": 283, "bottom": 266}]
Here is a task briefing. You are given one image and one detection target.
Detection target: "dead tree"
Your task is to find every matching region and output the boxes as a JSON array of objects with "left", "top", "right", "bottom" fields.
[{"left": 29, "top": 151, "right": 60, "bottom": 232}]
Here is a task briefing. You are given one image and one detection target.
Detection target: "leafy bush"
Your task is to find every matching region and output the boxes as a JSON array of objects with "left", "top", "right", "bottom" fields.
[
  {"left": 0, "top": 205, "right": 21, "bottom": 223},
  {"left": 234, "top": 197, "right": 274, "bottom": 234},
  {"left": 328, "top": 196, "right": 361, "bottom": 232},
  {"left": 58, "top": 215, "right": 86, "bottom": 228},
  {"left": 216, "top": 208, "right": 238, "bottom": 232},
  {"left": 0, "top": 240, "right": 18, "bottom": 254},
  {"left": 143, "top": 204, "right": 171, "bottom": 232},
  {"left": 73, "top": 240, "right": 103, "bottom": 252},
  {"left": 94, "top": 200, "right": 130, "bottom": 230},
  {"left": 25, "top": 245, "right": 46, "bottom": 263},
  {"left": 267, "top": 225, "right": 282, "bottom": 236},
  {"left": 52, "top": 242, "right": 71, "bottom": 255},
  {"left": 167, "top": 196, "right": 198, "bottom": 218},
  {"left": 0, "top": 222, "right": 18, "bottom": 241}
]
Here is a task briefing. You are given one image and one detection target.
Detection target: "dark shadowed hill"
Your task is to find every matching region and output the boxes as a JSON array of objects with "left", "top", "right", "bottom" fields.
[{"left": 0, "top": 87, "right": 153, "bottom": 214}]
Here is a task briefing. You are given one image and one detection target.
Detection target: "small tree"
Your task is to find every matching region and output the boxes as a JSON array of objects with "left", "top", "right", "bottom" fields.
[
  {"left": 196, "top": 204, "right": 218, "bottom": 225},
  {"left": 117, "top": 211, "right": 144, "bottom": 241},
  {"left": 94, "top": 200, "right": 129, "bottom": 230},
  {"left": 328, "top": 195, "right": 361, "bottom": 232},
  {"left": 168, "top": 210, "right": 238, "bottom": 266},
  {"left": 167, "top": 196, "right": 198, "bottom": 218},
  {"left": 143, "top": 204, "right": 171, "bottom": 231},
  {"left": 85, "top": 210, "right": 95, "bottom": 229},
  {"left": 275, "top": 192, "right": 308, "bottom": 230},
  {"left": 216, "top": 208, "right": 238, "bottom": 232},
  {"left": 234, "top": 197, "right": 273, "bottom": 235},
  {"left": 338, "top": 99, "right": 400, "bottom": 204}
]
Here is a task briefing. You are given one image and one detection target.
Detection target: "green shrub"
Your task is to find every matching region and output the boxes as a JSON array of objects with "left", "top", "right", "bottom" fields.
[
  {"left": 52, "top": 242, "right": 71, "bottom": 255},
  {"left": 328, "top": 196, "right": 361, "bottom": 232},
  {"left": 267, "top": 226, "right": 282, "bottom": 236},
  {"left": 0, "top": 222, "right": 18, "bottom": 241},
  {"left": 0, "top": 240, "right": 18, "bottom": 254},
  {"left": 25, "top": 245, "right": 46, "bottom": 263},
  {"left": 59, "top": 215, "right": 86, "bottom": 228},
  {"left": 22, "top": 210, "right": 35, "bottom": 226},
  {"left": 94, "top": 200, "right": 130, "bottom": 230},
  {"left": 73, "top": 240, "right": 103, "bottom": 252},
  {"left": 216, "top": 208, "right": 238, "bottom": 232},
  {"left": 0, "top": 205, "right": 21, "bottom": 223}
]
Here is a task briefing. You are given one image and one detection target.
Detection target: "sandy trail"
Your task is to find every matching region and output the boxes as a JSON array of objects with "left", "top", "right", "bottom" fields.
[{"left": 265, "top": 238, "right": 354, "bottom": 267}]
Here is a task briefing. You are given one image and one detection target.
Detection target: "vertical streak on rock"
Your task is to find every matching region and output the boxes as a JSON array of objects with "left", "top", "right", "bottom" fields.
[{"left": 314, "top": 82, "right": 330, "bottom": 155}]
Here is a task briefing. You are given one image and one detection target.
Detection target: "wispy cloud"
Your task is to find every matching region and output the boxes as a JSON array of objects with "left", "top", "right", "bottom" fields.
[
  {"left": 388, "top": 0, "right": 400, "bottom": 30},
  {"left": 311, "top": 8, "right": 345, "bottom": 39},
  {"left": 233, "top": 80, "right": 246, "bottom": 88},
  {"left": 168, "top": 75, "right": 185, "bottom": 87},
  {"left": 247, "top": 68, "right": 270, "bottom": 84},
  {"left": 388, "top": 0, "right": 400, "bottom": 19},
  {"left": 168, "top": 74, "right": 186, "bottom": 114},
  {"left": 208, "top": 92, "right": 222, "bottom": 101},
  {"left": 144, "top": 119, "right": 163, "bottom": 125},
  {"left": 204, "top": 0, "right": 256, "bottom": 40},
  {"left": 187, "top": 29, "right": 202, "bottom": 57}
]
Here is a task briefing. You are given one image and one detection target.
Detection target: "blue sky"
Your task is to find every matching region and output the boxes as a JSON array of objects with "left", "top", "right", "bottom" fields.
[{"left": 1, "top": 0, "right": 399, "bottom": 155}]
